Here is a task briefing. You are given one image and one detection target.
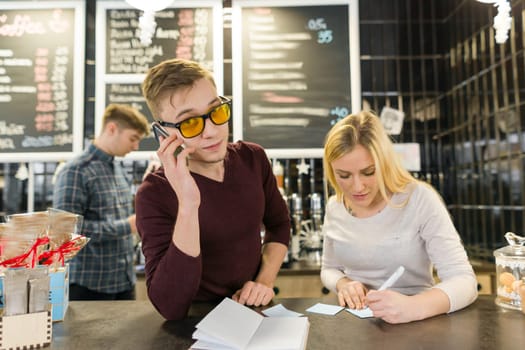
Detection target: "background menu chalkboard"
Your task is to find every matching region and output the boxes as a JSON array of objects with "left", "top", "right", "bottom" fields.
[
  {"left": 105, "top": 7, "right": 215, "bottom": 74},
  {"left": 232, "top": 1, "right": 360, "bottom": 155},
  {"left": 96, "top": 1, "right": 223, "bottom": 158},
  {"left": 0, "top": 2, "right": 84, "bottom": 161}
]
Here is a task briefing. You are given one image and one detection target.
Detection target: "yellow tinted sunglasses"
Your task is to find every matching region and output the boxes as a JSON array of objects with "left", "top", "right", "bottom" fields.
[{"left": 157, "top": 96, "right": 232, "bottom": 138}]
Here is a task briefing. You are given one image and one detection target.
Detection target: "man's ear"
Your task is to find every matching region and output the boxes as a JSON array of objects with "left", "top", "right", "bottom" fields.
[{"left": 105, "top": 121, "right": 119, "bottom": 135}]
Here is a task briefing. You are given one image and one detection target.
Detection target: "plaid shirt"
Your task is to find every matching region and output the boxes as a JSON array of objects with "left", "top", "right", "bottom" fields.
[{"left": 52, "top": 143, "right": 136, "bottom": 293}]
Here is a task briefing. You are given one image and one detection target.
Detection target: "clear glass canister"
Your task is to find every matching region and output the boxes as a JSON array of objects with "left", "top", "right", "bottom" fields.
[{"left": 494, "top": 232, "right": 525, "bottom": 310}]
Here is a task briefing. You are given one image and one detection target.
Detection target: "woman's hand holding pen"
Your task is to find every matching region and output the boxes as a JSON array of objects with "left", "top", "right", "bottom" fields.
[
  {"left": 336, "top": 277, "right": 369, "bottom": 309},
  {"left": 369, "top": 287, "right": 451, "bottom": 324},
  {"left": 366, "top": 290, "right": 410, "bottom": 323},
  {"left": 366, "top": 290, "right": 415, "bottom": 324}
]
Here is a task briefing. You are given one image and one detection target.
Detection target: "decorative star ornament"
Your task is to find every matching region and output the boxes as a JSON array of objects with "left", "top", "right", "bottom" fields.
[{"left": 296, "top": 159, "right": 310, "bottom": 175}]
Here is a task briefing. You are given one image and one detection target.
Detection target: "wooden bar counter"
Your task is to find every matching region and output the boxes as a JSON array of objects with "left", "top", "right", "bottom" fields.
[{"left": 51, "top": 295, "right": 523, "bottom": 350}]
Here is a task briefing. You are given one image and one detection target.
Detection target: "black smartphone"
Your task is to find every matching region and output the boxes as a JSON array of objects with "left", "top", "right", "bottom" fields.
[
  {"left": 151, "top": 121, "right": 169, "bottom": 142},
  {"left": 151, "top": 121, "right": 185, "bottom": 157}
]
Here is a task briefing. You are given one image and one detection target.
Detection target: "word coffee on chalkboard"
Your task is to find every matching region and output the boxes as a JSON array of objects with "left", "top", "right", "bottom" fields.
[
  {"left": 0, "top": 4, "right": 84, "bottom": 158},
  {"left": 105, "top": 7, "right": 214, "bottom": 74},
  {"left": 233, "top": 1, "right": 359, "bottom": 152}
]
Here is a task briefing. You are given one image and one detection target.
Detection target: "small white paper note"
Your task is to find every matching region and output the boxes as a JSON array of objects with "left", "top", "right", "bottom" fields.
[
  {"left": 380, "top": 106, "right": 405, "bottom": 135},
  {"left": 305, "top": 303, "right": 344, "bottom": 315},
  {"left": 346, "top": 307, "right": 374, "bottom": 318},
  {"left": 262, "top": 304, "right": 303, "bottom": 318}
]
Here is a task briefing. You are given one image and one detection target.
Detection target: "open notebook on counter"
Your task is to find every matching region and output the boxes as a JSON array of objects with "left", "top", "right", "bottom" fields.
[{"left": 191, "top": 298, "right": 309, "bottom": 350}]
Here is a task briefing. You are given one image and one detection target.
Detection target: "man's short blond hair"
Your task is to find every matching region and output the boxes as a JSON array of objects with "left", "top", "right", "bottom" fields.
[{"left": 142, "top": 58, "right": 216, "bottom": 119}]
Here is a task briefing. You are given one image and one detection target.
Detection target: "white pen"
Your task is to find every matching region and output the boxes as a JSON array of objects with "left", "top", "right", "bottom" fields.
[{"left": 378, "top": 266, "right": 405, "bottom": 291}]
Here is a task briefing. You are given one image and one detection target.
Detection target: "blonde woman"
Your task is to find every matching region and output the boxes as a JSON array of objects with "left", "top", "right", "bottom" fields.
[{"left": 320, "top": 111, "right": 477, "bottom": 323}]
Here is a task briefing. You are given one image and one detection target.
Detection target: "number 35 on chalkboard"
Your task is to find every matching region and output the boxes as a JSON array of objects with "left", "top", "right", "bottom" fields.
[{"left": 232, "top": 1, "right": 360, "bottom": 156}]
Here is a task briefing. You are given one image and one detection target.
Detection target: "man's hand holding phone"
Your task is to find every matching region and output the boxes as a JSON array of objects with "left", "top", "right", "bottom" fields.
[
  {"left": 152, "top": 121, "right": 185, "bottom": 157},
  {"left": 151, "top": 121, "right": 199, "bottom": 206}
]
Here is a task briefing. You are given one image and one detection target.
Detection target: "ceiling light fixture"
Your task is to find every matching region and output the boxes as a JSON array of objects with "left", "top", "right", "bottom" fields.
[{"left": 477, "top": 0, "right": 512, "bottom": 44}]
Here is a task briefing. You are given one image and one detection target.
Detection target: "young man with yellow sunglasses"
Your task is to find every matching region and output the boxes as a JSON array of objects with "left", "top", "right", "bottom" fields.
[{"left": 135, "top": 58, "right": 290, "bottom": 321}]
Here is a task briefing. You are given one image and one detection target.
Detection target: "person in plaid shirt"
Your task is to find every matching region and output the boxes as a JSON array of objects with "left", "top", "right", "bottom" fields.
[{"left": 52, "top": 104, "right": 149, "bottom": 300}]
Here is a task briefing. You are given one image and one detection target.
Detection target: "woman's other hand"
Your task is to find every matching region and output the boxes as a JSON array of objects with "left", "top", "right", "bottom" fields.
[{"left": 336, "top": 277, "right": 369, "bottom": 309}]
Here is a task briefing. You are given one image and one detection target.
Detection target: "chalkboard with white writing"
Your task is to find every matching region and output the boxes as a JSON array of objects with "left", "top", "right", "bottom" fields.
[
  {"left": 0, "top": 1, "right": 85, "bottom": 161},
  {"left": 232, "top": 0, "right": 360, "bottom": 157},
  {"left": 104, "top": 7, "right": 215, "bottom": 74},
  {"left": 96, "top": 1, "right": 224, "bottom": 158}
]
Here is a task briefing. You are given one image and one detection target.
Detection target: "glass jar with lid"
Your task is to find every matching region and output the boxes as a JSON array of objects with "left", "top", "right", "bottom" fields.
[{"left": 494, "top": 232, "right": 525, "bottom": 310}]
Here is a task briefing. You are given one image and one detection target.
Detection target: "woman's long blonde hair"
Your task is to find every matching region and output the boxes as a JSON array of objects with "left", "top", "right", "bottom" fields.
[{"left": 323, "top": 111, "right": 416, "bottom": 204}]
